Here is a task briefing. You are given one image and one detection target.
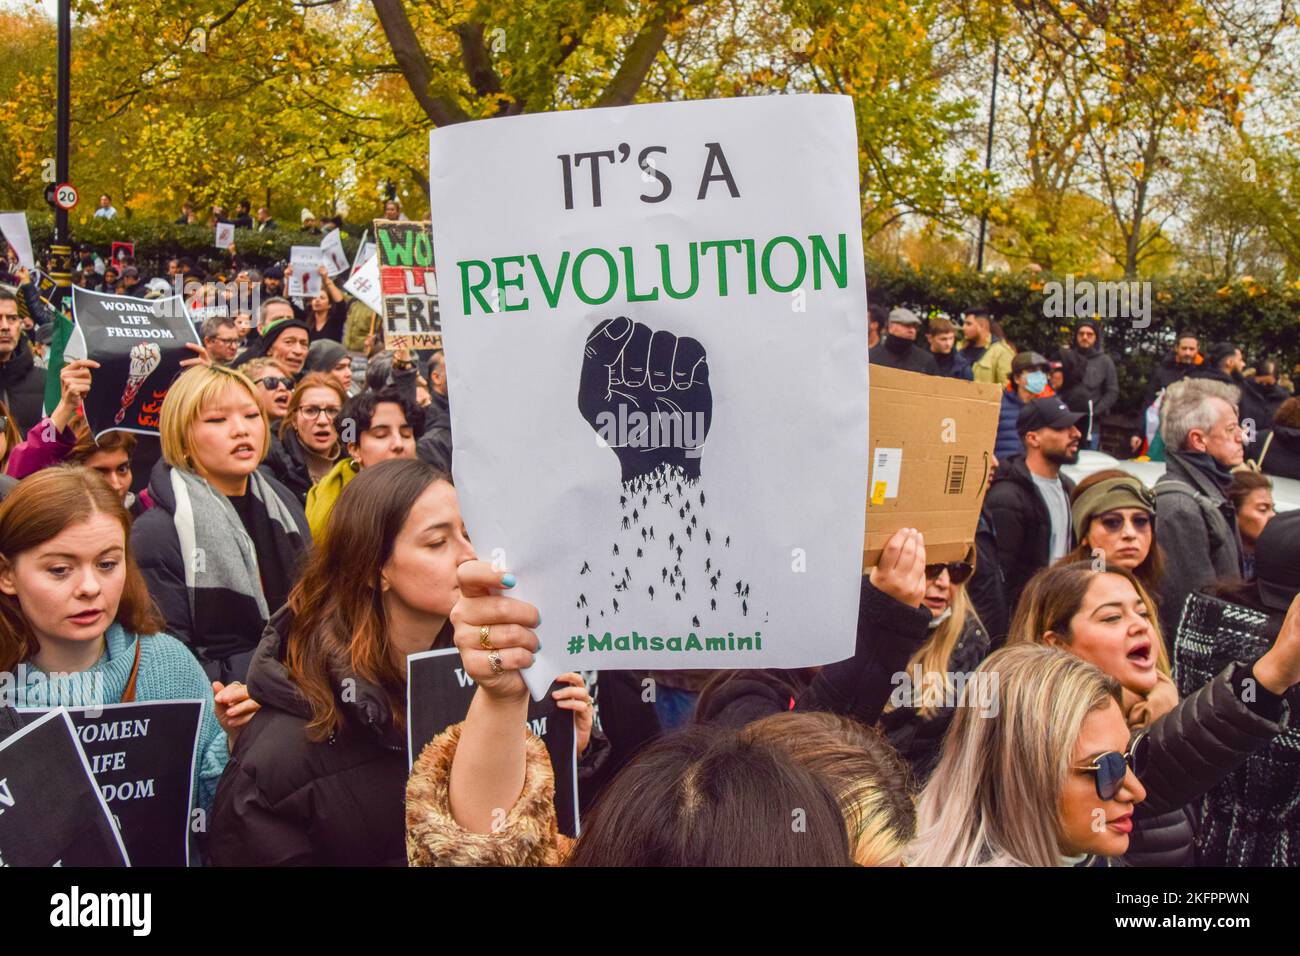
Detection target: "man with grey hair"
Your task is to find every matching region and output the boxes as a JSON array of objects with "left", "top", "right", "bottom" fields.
[
  {"left": 1154, "top": 377, "right": 1246, "bottom": 639},
  {"left": 200, "top": 315, "right": 241, "bottom": 365}
]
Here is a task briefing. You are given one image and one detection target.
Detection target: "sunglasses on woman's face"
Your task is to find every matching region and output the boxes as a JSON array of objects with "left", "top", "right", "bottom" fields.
[
  {"left": 258, "top": 376, "right": 294, "bottom": 392},
  {"left": 1076, "top": 732, "right": 1148, "bottom": 800},
  {"left": 924, "top": 561, "right": 973, "bottom": 585},
  {"left": 1096, "top": 513, "right": 1152, "bottom": 535}
]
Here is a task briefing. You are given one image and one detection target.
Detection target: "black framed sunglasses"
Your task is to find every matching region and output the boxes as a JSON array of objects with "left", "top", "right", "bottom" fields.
[
  {"left": 924, "top": 561, "right": 973, "bottom": 585},
  {"left": 1076, "top": 732, "right": 1148, "bottom": 800},
  {"left": 257, "top": 376, "right": 294, "bottom": 392}
]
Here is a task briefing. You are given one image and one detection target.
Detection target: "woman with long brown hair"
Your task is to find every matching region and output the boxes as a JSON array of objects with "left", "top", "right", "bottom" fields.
[
  {"left": 0, "top": 467, "right": 249, "bottom": 832},
  {"left": 210, "top": 458, "right": 589, "bottom": 865}
]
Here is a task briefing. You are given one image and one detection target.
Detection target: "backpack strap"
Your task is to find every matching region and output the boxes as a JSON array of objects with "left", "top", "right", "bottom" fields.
[{"left": 121, "top": 637, "right": 142, "bottom": 704}]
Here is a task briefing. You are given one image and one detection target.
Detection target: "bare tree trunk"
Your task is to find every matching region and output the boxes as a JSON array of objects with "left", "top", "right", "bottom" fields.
[{"left": 371, "top": 0, "right": 469, "bottom": 126}]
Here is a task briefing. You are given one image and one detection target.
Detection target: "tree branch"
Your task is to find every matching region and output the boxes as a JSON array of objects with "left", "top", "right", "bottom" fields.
[{"left": 370, "top": 0, "right": 469, "bottom": 126}]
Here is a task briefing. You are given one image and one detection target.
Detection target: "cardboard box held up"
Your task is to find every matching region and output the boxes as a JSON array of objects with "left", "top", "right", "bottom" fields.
[{"left": 863, "top": 366, "right": 1001, "bottom": 569}]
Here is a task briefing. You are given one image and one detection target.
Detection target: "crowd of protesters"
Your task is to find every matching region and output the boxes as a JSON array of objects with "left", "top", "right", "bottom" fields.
[{"left": 0, "top": 210, "right": 1299, "bottom": 869}]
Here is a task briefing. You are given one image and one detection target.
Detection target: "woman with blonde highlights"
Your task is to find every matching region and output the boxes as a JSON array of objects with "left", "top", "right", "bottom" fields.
[
  {"left": 909, "top": 644, "right": 1144, "bottom": 867},
  {"left": 1009, "top": 561, "right": 1300, "bottom": 865},
  {"left": 879, "top": 551, "right": 990, "bottom": 780},
  {"left": 131, "top": 365, "right": 310, "bottom": 686}
]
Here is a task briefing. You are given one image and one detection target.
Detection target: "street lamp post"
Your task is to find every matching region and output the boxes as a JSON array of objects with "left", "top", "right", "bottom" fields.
[
  {"left": 975, "top": 35, "right": 1000, "bottom": 273},
  {"left": 50, "top": 0, "right": 73, "bottom": 302}
]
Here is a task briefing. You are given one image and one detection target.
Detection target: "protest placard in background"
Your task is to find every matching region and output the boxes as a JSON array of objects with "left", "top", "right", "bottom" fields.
[
  {"left": 68, "top": 286, "right": 202, "bottom": 438},
  {"left": 428, "top": 95, "right": 869, "bottom": 696},
  {"left": 19, "top": 701, "right": 202, "bottom": 867},
  {"left": 0, "top": 212, "right": 34, "bottom": 269},
  {"left": 214, "top": 221, "right": 235, "bottom": 249},
  {"left": 287, "top": 246, "right": 324, "bottom": 298},
  {"left": 406, "top": 648, "right": 579, "bottom": 837},
  {"left": 0, "top": 710, "right": 130, "bottom": 867},
  {"left": 372, "top": 219, "right": 441, "bottom": 350},
  {"left": 320, "top": 227, "right": 350, "bottom": 275},
  {"left": 343, "top": 246, "right": 383, "bottom": 314}
]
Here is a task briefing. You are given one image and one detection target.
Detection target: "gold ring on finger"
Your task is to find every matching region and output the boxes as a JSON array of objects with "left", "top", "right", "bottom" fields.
[
  {"left": 479, "top": 625, "right": 493, "bottom": 650},
  {"left": 488, "top": 650, "right": 504, "bottom": 675}
]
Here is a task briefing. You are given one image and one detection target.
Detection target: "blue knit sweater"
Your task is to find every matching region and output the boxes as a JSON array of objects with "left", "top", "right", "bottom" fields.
[{"left": 16, "top": 623, "right": 228, "bottom": 814}]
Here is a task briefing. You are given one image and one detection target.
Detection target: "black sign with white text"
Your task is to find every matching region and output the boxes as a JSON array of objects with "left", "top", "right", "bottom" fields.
[
  {"left": 20, "top": 700, "right": 203, "bottom": 867},
  {"left": 0, "top": 710, "right": 129, "bottom": 867},
  {"left": 69, "top": 286, "right": 202, "bottom": 439},
  {"left": 406, "top": 648, "right": 579, "bottom": 837}
]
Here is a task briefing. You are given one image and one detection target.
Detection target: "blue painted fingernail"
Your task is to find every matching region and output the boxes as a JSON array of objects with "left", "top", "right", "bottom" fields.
[
  {"left": 501, "top": 573, "right": 516, "bottom": 588},
  {"left": 536, "top": 639, "right": 543, "bottom": 651},
  {"left": 535, "top": 613, "right": 542, "bottom": 628}
]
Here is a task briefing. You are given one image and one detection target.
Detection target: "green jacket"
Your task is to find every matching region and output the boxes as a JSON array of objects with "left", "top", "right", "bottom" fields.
[
  {"left": 965, "top": 338, "right": 1014, "bottom": 386},
  {"left": 305, "top": 457, "right": 359, "bottom": 540}
]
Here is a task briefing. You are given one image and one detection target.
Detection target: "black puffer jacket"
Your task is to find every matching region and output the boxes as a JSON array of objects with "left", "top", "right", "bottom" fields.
[
  {"left": 1124, "top": 660, "right": 1286, "bottom": 866},
  {"left": 210, "top": 607, "right": 452, "bottom": 866},
  {"left": 693, "top": 578, "right": 933, "bottom": 729},
  {"left": 869, "top": 334, "right": 940, "bottom": 375},
  {"left": 0, "top": 339, "right": 46, "bottom": 434},
  {"left": 878, "top": 612, "right": 991, "bottom": 783},
  {"left": 131, "top": 459, "right": 310, "bottom": 683}
]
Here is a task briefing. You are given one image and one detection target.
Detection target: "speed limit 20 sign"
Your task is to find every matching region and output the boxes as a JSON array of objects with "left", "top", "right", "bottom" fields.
[{"left": 54, "top": 183, "right": 79, "bottom": 211}]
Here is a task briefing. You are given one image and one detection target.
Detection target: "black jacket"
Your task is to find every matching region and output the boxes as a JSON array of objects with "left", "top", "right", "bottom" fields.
[
  {"left": 869, "top": 335, "right": 940, "bottom": 376},
  {"left": 415, "top": 390, "right": 452, "bottom": 473},
  {"left": 131, "top": 459, "right": 310, "bottom": 683},
  {"left": 1261, "top": 424, "right": 1300, "bottom": 481},
  {"left": 1174, "top": 590, "right": 1299, "bottom": 866},
  {"left": 693, "top": 579, "right": 933, "bottom": 730},
  {"left": 1058, "top": 331, "right": 1118, "bottom": 437},
  {"left": 1128, "top": 659, "right": 1286, "bottom": 866},
  {"left": 878, "top": 611, "right": 991, "bottom": 782},
  {"left": 982, "top": 455, "right": 1076, "bottom": 615},
  {"left": 260, "top": 430, "right": 338, "bottom": 504},
  {"left": 0, "top": 340, "right": 46, "bottom": 434},
  {"left": 1141, "top": 354, "right": 1198, "bottom": 412},
  {"left": 1236, "top": 375, "right": 1288, "bottom": 461},
  {"left": 210, "top": 607, "right": 446, "bottom": 866}
]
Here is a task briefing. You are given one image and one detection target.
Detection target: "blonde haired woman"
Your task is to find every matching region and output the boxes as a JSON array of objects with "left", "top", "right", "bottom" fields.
[
  {"left": 1009, "top": 561, "right": 1300, "bottom": 865},
  {"left": 910, "top": 644, "right": 1147, "bottom": 867},
  {"left": 131, "top": 364, "right": 311, "bottom": 685},
  {"left": 879, "top": 555, "right": 989, "bottom": 780}
]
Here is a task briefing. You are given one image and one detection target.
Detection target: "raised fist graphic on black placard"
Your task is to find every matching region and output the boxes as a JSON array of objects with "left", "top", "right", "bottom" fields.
[{"left": 578, "top": 316, "right": 712, "bottom": 485}]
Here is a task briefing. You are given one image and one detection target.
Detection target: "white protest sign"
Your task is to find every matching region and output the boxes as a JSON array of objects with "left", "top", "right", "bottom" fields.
[
  {"left": 350, "top": 231, "right": 372, "bottom": 279},
  {"left": 320, "top": 227, "right": 350, "bottom": 275},
  {"left": 0, "top": 212, "right": 35, "bottom": 269},
  {"left": 214, "top": 221, "right": 235, "bottom": 249},
  {"left": 288, "top": 245, "right": 323, "bottom": 297},
  {"left": 429, "top": 95, "right": 869, "bottom": 696},
  {"left": 343, "top": 245, "right": 383, "bottom": 314}
]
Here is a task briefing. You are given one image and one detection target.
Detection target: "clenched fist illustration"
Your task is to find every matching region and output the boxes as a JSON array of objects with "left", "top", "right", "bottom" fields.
[{"left": 578, "top": 316, "right": 712, "bottom": 484}]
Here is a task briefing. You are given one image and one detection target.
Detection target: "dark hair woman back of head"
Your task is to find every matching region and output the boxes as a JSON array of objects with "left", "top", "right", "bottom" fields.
[
  {"left": 0, "top": 466, "right": 161, "bottom": 671},
  {"left": 286, "top": 457, "right": 451, "bottom": 740},
  {"left": 567, "top": 724, "right": 852, "bottom": 866}
]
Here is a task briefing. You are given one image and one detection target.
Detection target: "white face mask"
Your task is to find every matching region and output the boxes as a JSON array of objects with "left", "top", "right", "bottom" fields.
[{"left": 927, "top": 606, "right": 953, "bottom": 629}]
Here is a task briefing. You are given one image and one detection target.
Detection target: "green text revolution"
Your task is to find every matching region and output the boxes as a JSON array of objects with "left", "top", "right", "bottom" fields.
[{"left": 456, "top": 233, "right": 848, "bottom": 315}]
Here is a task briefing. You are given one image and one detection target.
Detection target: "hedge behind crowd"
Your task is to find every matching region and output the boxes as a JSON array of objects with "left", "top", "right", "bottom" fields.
[
  {"left": 25, "top": 213, "right": 365, "bottom": 275},
  {"left": 870, "top": 264, "right": 1300, "bottom": 415},
  {"left": 15, "top": 216, "right": 1300, "bottom": 416}
]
